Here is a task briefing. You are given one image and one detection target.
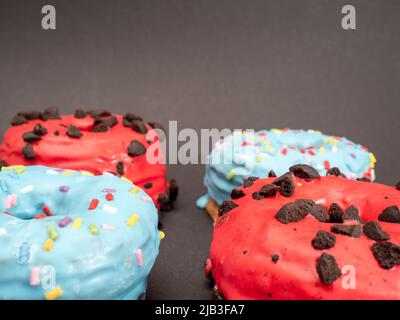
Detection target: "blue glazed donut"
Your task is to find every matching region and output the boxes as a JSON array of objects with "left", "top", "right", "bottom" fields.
[
  {"left": 197, "top": 128, "right": 376, "bottom": 209},
  {"left": 0, "top": 165, "right": 161, "bottom": 300}
]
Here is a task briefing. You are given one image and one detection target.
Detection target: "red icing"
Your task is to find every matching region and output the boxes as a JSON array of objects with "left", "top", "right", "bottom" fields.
[
  {"left": 209, "top": 176, "right": 400, "bottom": 299},
  {"left": 0, "top": 114, "right": 167, "bottom": 206}
]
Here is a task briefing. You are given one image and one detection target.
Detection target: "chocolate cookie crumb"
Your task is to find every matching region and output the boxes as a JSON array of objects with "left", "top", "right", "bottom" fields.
[
  {"left": 268, "top": 170, "right": 277, "bottom": 178},
  {"left": 66, "top": 125, "right": 83, "bottom": 138},
  {"left": 309, "top": 203, "right": 330, "bottom": 223},
  {"left": 54, "top": 131, "right": 60, "bottom": 136},
  {"left": 328, "top": 203, "right": 345, "bottom": 223},
  {"left": 326, "top": 167, "right": 344, "bottom": 177},
  {"left": 274, "top": 199, "right": 311, "bottom": 224},
  {"left": 259, "top": 184, "right": 280, "bottom": 198},
  {"left": 74, "top": 109, "right": 86, "bottom": 118},
  {"left": 379, "top": 206, "right": 400, "bottom": 223},
  {"left": 127, "top": 140, "right": 146, "bottom": 157},
  {"left": 371, "top": 241, "right": 400, "bottom": 269},
  {"left": 22, "top": 144, "right": 35, "bottom": 160},
  {"left": 11, "top": 115, "right": 28, "bottom": 126},
  {"left": 33, "top": 123, "right": 47, "bottom": 136},
  {"left": 344, "top": 205, "right": 362, "bottom": 222},
  {"left": 22, "top": 132, "right": 41, "bottom": 142},
  {"left": 289, "top": 164, "right": 320, "bottom": 179},
  {"left": 330, "top": 224, "right": 361, "bottom": 238},
  {"left": 316, "top": 253, "right": 341, "bottom": 285},
  {"left": 273, "top": 172, "right": 295, "bottom": 197},
  {"left": 363, "top": 221, "right": 390, "bottom": 241},
  {"left": 218, "top": 200, "right": 238, "bottom": 216},
  {"left": 40, "top": 107, "right": 60, "bottom": 120},
  {"left": 148, "top": 122, "right": 165, "bottom": 131},
  {"left": 130, "top": 120, "right": 148, "bottom": 134},
  {"left": 116, "top": 162, "right": 124, "bottom": 176},
  {"left": 243, "top": 176, "right": 259, "bottom": 188},
  {"left": 143, "top": 182, "right": 153, "bottom": 189},
  {"left": 252, "top": 192, "right": 264, "bottom": 200},
  {"left": 231, "top": 188, "right": 245, "bottom": 199},
  {"left": 312, "top": 230, "right": 336, "bottom": 250},
  {"left": 19, "top": 111, "right": 40, "bottom": 120},
  {"left": 271, "top": 254, "right": 280, "bottom": 263}
]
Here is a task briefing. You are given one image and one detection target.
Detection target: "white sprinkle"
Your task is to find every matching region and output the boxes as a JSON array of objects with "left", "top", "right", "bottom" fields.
[
  {"left": 102, "top": 204, "right": 118, "bottom": 214},
  {"left": 102, "top": 224, "right": 117, "bottom": 232},
  {"left": 46, "top": 170, "right": 58, "bottom": 175},
  {"left": 102, "top": 172, "right": 115, "bottom": 177},
  {"left": 0, "top": 228, "right": 7, "bottom": 236},
  {"left": 20, "top": 185, "right": 34, "bottom": 194},
  {"left": 140, "top": 195, "right": 152, "bottom": 203}
]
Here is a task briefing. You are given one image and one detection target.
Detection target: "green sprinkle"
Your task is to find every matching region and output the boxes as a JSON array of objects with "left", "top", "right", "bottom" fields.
[
  {"left": 48, "top": 227, "right": 59, "bottom": 241},
  {"left": 226, "top": 170, "right": 236, "bottom": 181},
  {"left": 88, "top": 224, "right": 100, "bottom": 236}
]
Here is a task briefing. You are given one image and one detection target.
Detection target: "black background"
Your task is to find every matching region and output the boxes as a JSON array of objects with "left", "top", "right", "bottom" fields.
[{"left": 0, "top": 0, "right": 399, "bottom": 299}]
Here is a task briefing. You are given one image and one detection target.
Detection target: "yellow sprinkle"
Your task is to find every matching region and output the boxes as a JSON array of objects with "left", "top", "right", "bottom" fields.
[
  {"left": 318, "top": 146, "right": 325, "bottom": 154},
  {"left": 88, "top": 224, "right": 100, "bottom": 236},
  {"left": 127, "top": 214, "right": 140, "bottom": 227},
  {"left": 122, "top": 177, "right": 133, "bottom": 184},
  {"left": 159, "top": 231, "right": 166, "bottom": 240},
  {"left": 61, "top": 170, "right": 74, "bottom": 175},
  {"left": 1, "top": 165, "right": 24, "bottom": 171},
  {"left": 15, "top": 167, "right": 27, "bottom": 174},
  {"left": 44, "top": 287, "right": 63, "bottom": 300},
  {"left": 265, "top": 145, "right": 274, "bottom": 152},
  {"left": 256, "top": 154, "right": 263, "bottom": 163},
  {"left": 242, "top": 130, "right": 249, "bottom": 136},
  {"left": 72, "top": 218, "right": 83, "bottom": 229},
  {"left": 272, "top": 129, "right": 282, "bottom": 135},
  {"left": 48, "top": 227, "right": 59, "bottom": 241},
  {"left": 262, "top": 139, "right": 270, "bottom": 145},
  {"left": 43, "top": 239, "right": 54, "bottom": 252},
  {"left": 226, "top": 170, "right": 236, "bottom": 181},
  {"left": 129, "top": 186, "right": 141, "bottom": 195},
  {"left": 370, "top": 153, "right": 377, "bottom": 168},
  {"left": 80, "top": 170, "right": 94, "bottom": 176}
]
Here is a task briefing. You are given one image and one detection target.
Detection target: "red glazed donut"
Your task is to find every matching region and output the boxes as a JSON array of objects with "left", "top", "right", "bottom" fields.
[
  {"left": 208, "top": 165, "right": 400, "bottom": 299},
  {"left": 0, "top": 108, "right": 177, "bottom": 211}
]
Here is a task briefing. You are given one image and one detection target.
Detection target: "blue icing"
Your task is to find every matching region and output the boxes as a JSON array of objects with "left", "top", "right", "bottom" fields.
[
  {"left": 200, "top": 129, "right": 375, "bottom": 207},
  {"left": 0, "top": 165, "right": 160, "bottom": 300}
]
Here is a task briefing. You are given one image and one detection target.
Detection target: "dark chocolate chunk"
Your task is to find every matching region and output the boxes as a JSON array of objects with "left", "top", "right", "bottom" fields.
[
  {"left": 243, "top": 176, "right": 259, "bottom": 188},
  {"left": 66, "top": 125, "right": 83, "bottom": 138},
  {"left": 130, "top": 120, "right": 148, "bottom": 134},
  {"left": 316, "top": 253, "right": 341, "bottom": 285},
  {"left": 312, "top": 230, "right": 336, "bottom": 250},
  {"left": 371, "top": 241, "right": 400, "bottom": 269},
  {"left": 274, "top": 199, "right": 311, "bottom": 224},
  {"left": 218, "top": 200, "right": 238, "bottom": 216},
  {"left": 116, "top": 162, "right": 124, "bottom": 176},
  {"left": 102, "top": 116, "right": 118, "bottom": 128},
  {"left": 357, "top": 177, "right": 371, "bottom": 182},
  {"left": 258, "top": 184, "right": 280, "bottom": 198},
  {"left": 330, "top": 224, "right": 361, "bottom": 238},
  {"left": 33, "top": 123, "right": 47, "bottom": 136},
  {"left": 252, "top": 192, "right": 264, "bottom": 200},
  {"left": 54, "top": 131, "right": 60, "bottom": 136},
  {"left": 127, "top": 140, "right": 146, "bottom": 157},
  {"left": 310, "top": 204, "right": 330, "bottom": 223},
  {"left": 328, "top": 203, "right": 345, "bottom": 223},
  {"left": 40, "top": 107, "right": 60, "bottom": 120},
  {"left": 289, "top": 164, "right": 320, "bottom": 179},
  {"left": 272, "top": 172, "right": 295, "bottom": 197},
  {"left": 11, "top": 115, "right": 28, "bottom": 126},
  {"left": 326, "top": 167, "right": 344, "bottom": 177},
  {"left": 396, "top": 182, "right": 400, "bottom": 191},
  {"left": 143, "top": 182, "right": 153, "bottom": 189},
  {"left": 344, "top": 205, "right": 362, "bottom": 222},
  {"left": 363, "top": 221, "right": 390, "bottom": 241},
  {"left": 148, "top": 122, "right": 165, "bottom": 131},
  {"left": 0, "top": 160, "right": 8, "bottom": 170},
  {"left": 271, "top": 254, "right": 280, "bottom": 263},
  {"left": 87, "top": 109, "right": 111, "bottom": 118},
  {"left": 231, "top": 188, "right": 245, "bottom": 199},
  {"left": 22, "top": 132, "right": 41, "bottom": 142},
  {"left": 268, "top": 170, "right": 277, "bottom": 177},
  {"left": 168, "top": 179, "right": 178, "bottom": 202},
  {"left": 74, "top": 109, "right": 86, "bottom": 119},
  {"left": 379, "top": 206, "right": 400, "bottom": 223},
  {"left": 22, "top": 144, "right": 35, "bottom": 160},
  {"left": 92, "top": 122, "right": 108, "bottom": 132},
  {"left": 123, "top": 113, "right": 143, "bottom": 123}
]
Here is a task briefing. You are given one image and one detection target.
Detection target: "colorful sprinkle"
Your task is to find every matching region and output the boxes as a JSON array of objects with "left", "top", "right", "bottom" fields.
[
  {"left": 43, "top": 239, "right": 54, "bottom": 252},
  {"left": 88, "top": 224, "right": 100, "bottom": 236},
  {"left": 105, "top": 193, "right": 114, "bottom": 201},
  {"left": 102, "top": 188, "right": 116, "bottom": 193},
  {"left": 58, "top": 216, "right": 72, "bottom": 228},
  {"left": 102, "top": 224, "right": 117, "bottom": 232},
  {"left": 15, "top": 167, "right": 27, "bottom": 174},
  {"left": 102, "top": 204, "right": 118, "bottom": 214},
  {"left": 159, "top": 231, "right": 166, "bottom": 240},
  {"left": 72, "top": 218, "right": 83, "bottom": 229},
  {"left": 324, "top": 160, "right": 330, "bottom": 170},
  {"left": 80, "top": 171, "right": 94, "bottom": 176},
  {"left": 140, "top": 195, "right": 152, "bottom": 202},
  {"left": 18, "top": 242, "right": 30, "bottom": 264},
  {"left": 61, "top": 170, "right": 74, "bottom": 175},
  {"left": 30, "top": 267, "right": 41, "bottom": 286},
  {"left": 48, "top": 227, "right": 59, "bottom": 241},
  {"left": 59, "top": 185, "right": 70, "bottom": 192},
  {"left": 129, "top": 186, "right": 141, "bottom": 195},
  {"left": 46, "top": 169, "right": 59, "bottom": 175},
  {"left": 44, "top": 287, "right": 63, "bottom": 300},
  {"left": 34, "top": 214, "right": 47, "bottom": 220},
  {"left": 226, "top": 170, "right": 236, "bottom": 181},
  {"left": 0, "top": 228, "right": 7, "bottom": 236},
  {"left": 135, "top": 249, "right": 143, "bottom": 267},
  {"left": 20, "top": 185, "right": 34, "bottom": 194},
  {"left": 127, "top": 214, "right": 140, "bottom": 227},
  {"left": 88, "top": 198, "right": 99, "bottom": 210},
  {"left": 4, "top": 194, "right": 17, "bottom": 209},
  {"left": 42, "top": 205, "right": 52, "bottom": 216}
]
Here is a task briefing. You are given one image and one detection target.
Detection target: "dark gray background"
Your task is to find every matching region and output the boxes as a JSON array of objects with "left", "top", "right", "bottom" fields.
[{"left": 0, "top": 0, "right": 399, "bottom": 299}]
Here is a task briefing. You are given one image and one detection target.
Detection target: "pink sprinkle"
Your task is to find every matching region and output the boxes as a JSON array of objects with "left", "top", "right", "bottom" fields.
[
  {"left": 102, "top": 188, "right": 116, "bottom": 193},
  {"left": 140, "top": 195, "right": 152, "bottom": 203},
  {"left": 59, "top": 216, "right": 72, "bottom": 228},
  {"left": 59, "top": 186, "right": 70, "bottom": 192},
  {"left": 135, "top": 249, "right": 143, "bottom": 267},
  {"left": 102, "top": 224, "right": 117, "bottom": 232},
  {"left": 4, "top": 194, "right": 17, "bottom": 209},
  {"left": 30, "top": 267, "right": 41, "bottom": 286}
]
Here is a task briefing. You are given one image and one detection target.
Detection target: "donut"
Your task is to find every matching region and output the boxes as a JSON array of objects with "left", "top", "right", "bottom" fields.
[
  {"left": 0, "top": 165, "right": 162, "bottom": 299},
  {"left": 0, "top": 107, "right": 178, "bottom": 212},
  {"left": 197, "top": 128, "right": 376, "bottom": 220},
  {"left": 207, "top": 166, "right": 400, "bottom": 299}
]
